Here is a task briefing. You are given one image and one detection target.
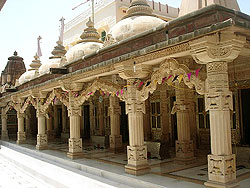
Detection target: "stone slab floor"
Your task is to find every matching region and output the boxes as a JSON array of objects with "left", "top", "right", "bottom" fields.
[{"left": 0, "top": 154, "right": 51, "bottom": 188}]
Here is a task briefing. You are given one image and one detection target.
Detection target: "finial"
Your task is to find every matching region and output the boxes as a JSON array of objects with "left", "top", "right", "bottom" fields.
[
  {"left": 29, "top": 53, "right": 42, "bottom": 70},
  {"left": 78, "top": 17, "right": 102, "bottom": 44},
  {"left": 37, "top": 36, "right": 42, "bottom": 57},
  {"left": 50, "top": 40, "right": 67, "bottom": 59},
  {"left": 14, "top": 51, "right": 18, "bottom": 56},
  {"left": 59, "top": 17, "right": 65, "bottom": 43},
  {"left": 124, "top": 0, "right": 153, "bottom": 19}
]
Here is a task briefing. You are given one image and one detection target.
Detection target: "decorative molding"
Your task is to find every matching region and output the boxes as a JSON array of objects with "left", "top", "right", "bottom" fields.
[
  {"left": 137, "top": 58, "right": 205, "bottom": 102},
  {"left": 190, "top": 34, "right": 246, "bottom": 64},
  {"left": 205, "top": 92, "right": 233, "bottom": 111}
]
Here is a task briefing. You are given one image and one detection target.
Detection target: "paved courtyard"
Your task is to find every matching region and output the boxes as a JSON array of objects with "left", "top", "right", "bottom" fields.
[{"left": 0, "top": 155, "right": 51, "bottom": 188}]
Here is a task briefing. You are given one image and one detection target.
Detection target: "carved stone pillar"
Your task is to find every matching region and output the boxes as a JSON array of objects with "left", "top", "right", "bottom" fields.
[
  {"left": 98, "top": 102, "right": 104, "bottom": 135},
  {"left": 160, "top": 87, "right": 170, "bottom": 143},
  {"left": 109, "top": 96, "right": 122, "bottom": 152},
  {"left": 125, "top": 79, "right": 150, "bottom": 175},
  {"left": 172, "top": 83, "right": 195, "bottom": 163},
  {"left": 67, "top": 96, "right": 83, "bottom": 159},
  {"left": 46, "top": 105, "right": 54, "bottom": 140},
  {"left": 190, "top": 34, "right": 245, "bottom": 187},
  {"left": 36, "top": 110, "right": 48, "bottom": 150},
  {"left": 25, "top": 107, "right": 32, "bottom": 139},
  {"left": 61, "top": 104, "right": 69, "bottom": 139},
  {"left": 1, "top": 110, "right": 9, "bottom": 140},
  {"left": 53, "top": 105, "right": 59, "bottom": 136},
  {"left": 143, "top": 99, "right": 151, "bottom": 141},
  {"left": 89, "top": 98, "right": 94, "bottom": 136},
  {"left": 16, "top": 112, "right": 26, "bottom": 144}
]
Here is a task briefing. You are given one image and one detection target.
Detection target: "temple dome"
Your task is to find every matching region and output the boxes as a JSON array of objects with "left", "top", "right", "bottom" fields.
[
  {"left": 19, "top": 54, "right": 41, "bottom": 85},
  {"left": 66, "top": 18, "right": 103, "bottom": 64},
  {"left": 39, "top": 40, "right": 67, "bottom": 75},
  {"left": 109, "top": 0, "right": 165, "bottom": 42}
]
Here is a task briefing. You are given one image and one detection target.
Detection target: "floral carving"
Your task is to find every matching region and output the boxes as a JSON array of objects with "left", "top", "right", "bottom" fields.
[{"left": 127, "top": 146, "right": 147, "bottom": 162}]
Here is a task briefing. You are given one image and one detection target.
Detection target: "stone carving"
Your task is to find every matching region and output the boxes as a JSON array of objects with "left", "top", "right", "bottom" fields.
[
  {"left": 190, "top": 34, "right": 246, "bottom": 64},
  {"left": 109, "top": 135, "right": 122, "bottom": 149},
  {"left": 205, "top": 92, "right": 233, "bottom": 111},
  {"left": 208, "top": 154, "right": 236, "bottom": 183},
  {"left": 207, "top": 61, "right": 228, "bottom": 73},
  {"left": 127, "top": 146, "right": 147, "bottom": 162},
  {"left": 138, "top": 58, "right": 205, "bottom": 102},
  {"left": 176, "top": 140, "right": 194, "bottom": 159},
  {"left": 171, "top": 102, "right": 195, "bottom": 114},
  {"left": 68, "top": 138, "right": 82, "bottom": 153},
  {"left": 103, "top": 34, "right": 116, "bottom": 47},
  {"left": 36, "top": 134, "right": 48, "bottom": 146}
]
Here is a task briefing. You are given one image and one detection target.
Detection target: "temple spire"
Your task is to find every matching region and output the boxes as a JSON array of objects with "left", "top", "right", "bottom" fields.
[
  {"left": 29, "top": 53, "right": 41, "bottom": 71},
  {"left": 179, "top": 0, "right": 240, "bottom": 17}
]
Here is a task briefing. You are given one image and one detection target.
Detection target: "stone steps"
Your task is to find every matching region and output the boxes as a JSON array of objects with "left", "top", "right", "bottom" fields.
[{"left": 0, "top": 141, "right": 167, "bottom": 188}]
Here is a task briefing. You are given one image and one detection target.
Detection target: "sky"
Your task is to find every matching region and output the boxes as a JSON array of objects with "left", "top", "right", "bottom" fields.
[{"left": 0, "top": 0, "right": 249, "bottom": 73}]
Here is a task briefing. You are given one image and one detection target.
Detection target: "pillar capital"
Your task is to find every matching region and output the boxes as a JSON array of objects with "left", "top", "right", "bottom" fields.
[
  {"left": 190, "top": 33, "right": 245, "bottom": 64},
  {"left": 60, "top": 80, "right": 83, "bottom": 92},
  {"left": 17, "top": 112, "right": 25, "bottom": 119},
  {"left": 115, "top": 62, "right": 151, "bottom": 80}
]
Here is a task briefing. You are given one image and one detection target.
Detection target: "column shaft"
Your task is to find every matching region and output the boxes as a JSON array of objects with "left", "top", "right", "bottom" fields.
[
  {"left": 17, "top": 112, "right": 26, "bottom": 144},
  {"left": 36, "top": 110, "right": 48, "bottom": 150},
  {"left": 125, "top": 79, "right": 150, "bottom": 175},
  {"left": 1, "top": 112, "right": 9, "bottom": 140},
  {"left": 109, "top": 96, "right": 122, "bottom": 151}
]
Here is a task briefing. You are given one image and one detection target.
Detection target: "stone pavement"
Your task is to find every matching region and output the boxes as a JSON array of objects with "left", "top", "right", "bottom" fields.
[{"left": 0, "top": 155, "right": 51, "bottom": 188}]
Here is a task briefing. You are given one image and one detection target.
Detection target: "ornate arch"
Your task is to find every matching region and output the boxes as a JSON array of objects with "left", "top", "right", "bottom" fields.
[
  {"left": 137, "top": 58, "right": 206, "bottom": 101},
  {"left": 76, "top": 79, "right": 126, "bottom": 105}
]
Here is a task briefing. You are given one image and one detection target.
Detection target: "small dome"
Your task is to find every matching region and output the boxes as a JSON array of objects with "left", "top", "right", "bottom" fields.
[
  {"left": 66, "top": 42, "right": 103, "bottom": 63},
  {"left": 19, "top": 70, "right": 37, "bottom": 85},
  {"left": 39, "top": 58, "right": 63, "bottom": 75},
  {"left": 110, "top": 16, "right": 165, "bottom": 42},
  {"left": 109, "top": 0, "right": 165, "bottom": 42},
  {"left": 38, "top": 40, "right": 67, "bottom": 75},
  {"left": 65, "top": 18, "right": 103, "bottom": 64}
]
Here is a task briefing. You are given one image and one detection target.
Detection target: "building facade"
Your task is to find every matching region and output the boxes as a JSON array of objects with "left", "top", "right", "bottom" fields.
[{"left": 0, "top": 0, "right": 249, "bottom": 187}]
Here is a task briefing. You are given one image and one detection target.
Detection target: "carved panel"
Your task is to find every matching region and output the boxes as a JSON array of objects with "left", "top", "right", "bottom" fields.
[
  {"left": 127, "top": 145, "right": 147, "bottom": 162},
  {"left": 205, "top": 92, "right": 233, "bottom": 111},
  {"left": 208, "top": 154, "right": 236, "bottom": 183},
  {"left": 69, "top": 138, "right": 82, "bottom": 153}
]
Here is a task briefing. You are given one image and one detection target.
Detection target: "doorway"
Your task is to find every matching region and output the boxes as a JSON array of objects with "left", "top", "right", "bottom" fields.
[
  {"left": 83, "top": 105, "right": 91, "bottom": 139},
  {"left": 120, "top": 102, "right": 128, "bottom": 143},
  {"left": 241, "top": 89, "right": 250, "bottom": 145}
]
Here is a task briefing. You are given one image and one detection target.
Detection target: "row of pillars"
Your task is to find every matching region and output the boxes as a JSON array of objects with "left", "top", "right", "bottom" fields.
[{"left": 0, "top": 63, "right": 236, "bottom": 186}]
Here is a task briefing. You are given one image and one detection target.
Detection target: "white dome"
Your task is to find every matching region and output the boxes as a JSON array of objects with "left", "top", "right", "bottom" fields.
[
  {"left": 110, "top": 15, "right": 165, "bottom": 42},
  {"left": 39, "top": 58, "right": 63, "bottom": 75},
  {"left": 66, "top": 42, "right": 103, "bottom": 64},
  {"left": 19, "top": 70, "right": 37, "bottom": 85}
]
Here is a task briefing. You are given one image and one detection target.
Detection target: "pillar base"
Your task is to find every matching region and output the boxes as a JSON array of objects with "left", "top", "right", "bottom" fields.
[
  {"left": 69, "top": 138, "right": 82, "bottom": 153},
  {"left": 110, "top": 135, "right": 122, "bottom": 153},
  {"left": 16, "top": 132, "right": 26, "bottom": 145},
  {"left": 125, "top": 145, "right": 150, "bottom": 176},
  {"left": 204, "top": 180, "right": 239, "bottom": 188},
  {"left": 67, "top": 152, "right": 84, "bottom": 159},
  {"left": 1, "top": 130, "right": 9, "bottom": 140},
  {"left": 176, "top": 140, "right": 195, "bottom": 163},
  {"left": 36, "top": 134, "right": 48, "bottom": 150},
  {"left": 207, "top": 154, "right": 236, "bottom": 184}
]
